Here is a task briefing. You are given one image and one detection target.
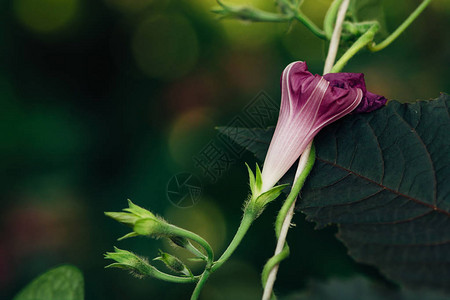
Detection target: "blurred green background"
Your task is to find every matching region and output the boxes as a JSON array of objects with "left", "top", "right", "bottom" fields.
[{"left": 1, "top": 0, "right": 449, "bottom": 299}]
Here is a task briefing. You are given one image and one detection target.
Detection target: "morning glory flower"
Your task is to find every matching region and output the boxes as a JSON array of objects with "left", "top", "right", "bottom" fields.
[{"left": 260, "top": 61, "right": 387, "bottom": 193}]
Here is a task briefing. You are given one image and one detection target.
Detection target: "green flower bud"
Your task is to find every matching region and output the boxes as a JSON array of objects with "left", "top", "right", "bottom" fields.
[
  {"left": 169, "top": 236, "right": 190, "bottom": 248},
  {"left": 154, "top": 250, "right": 192, "bottom": 277},
  {"left": 105, "top": 200, "right": 156, "bottom": 227},
  {"left": 105, "top": 200, "right": 167, "bottom": 240},
  {"left": 167, "top": 236, "right": 207, "bottom": 261},
  {"left": 134, "top": 218, "right": 168, "bottom": 238},
  {"left": 105, "top": 247, "right": 155, "bottom": 278}
]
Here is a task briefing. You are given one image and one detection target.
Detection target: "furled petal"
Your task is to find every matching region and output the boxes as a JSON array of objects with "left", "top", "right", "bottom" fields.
[
  {"left": 260, "top": 61, "right": 385, "bottom": 193},
  {"left": 354, "top": 91, "right": 387, "bottom": 113},
  {"left": 323, "top": 72, "right": 367, "bottom": 93},
  {"left": 324, "top": 72, "right": 387, "bottom": 113}
]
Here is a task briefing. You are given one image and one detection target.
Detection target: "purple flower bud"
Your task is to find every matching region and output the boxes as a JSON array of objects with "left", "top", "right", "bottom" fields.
[{"left": 260, "top": 61, "right": 386, "bottom": 192}]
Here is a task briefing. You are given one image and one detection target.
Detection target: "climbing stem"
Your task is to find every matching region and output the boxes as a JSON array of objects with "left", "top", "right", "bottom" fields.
[
  {"left": 211, "top": 212, "right": 256, "bottom": 272},
  {"left": 274, "top": 145, "right": 316, "bottom": 235},
  {"left": 294, "top": 11, "right": 326, "bottom": 40},
  {"left": 368, "top": 0, "right": 432, "bottom": 52},
  {"left": 331, "top": 23, "right": 379, "bottom": 73},
  {"left": 190, "top": 269, "right": 211, "bottom": 300},
  {"left": 323, "top": 0, "right": 344, "bottom": 39},
  {"left": 261, "top": 144, "right": 316, "bottom": 300}
]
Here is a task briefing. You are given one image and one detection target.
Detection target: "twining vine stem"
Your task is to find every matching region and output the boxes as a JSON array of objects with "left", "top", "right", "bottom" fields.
[
  {"left": 323, "top": 0, "right": 350, "bottom": 75},
  {"left": 190, "top": 211, "right": 256, "bottom": 300},
  {"left": 368, "top": 0, "right": 432, "bottom": 52},
  {"left": 261, "top": 0, "right": 350, "bottom": 299},
  {"left": 261, "top": 143, "right": 315, "bottom": 300}
]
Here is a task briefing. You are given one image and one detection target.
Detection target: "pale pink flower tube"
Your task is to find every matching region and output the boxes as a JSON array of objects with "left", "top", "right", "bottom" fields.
[{"left": 260, "top": 61, "right": 386, "bottom": 193}]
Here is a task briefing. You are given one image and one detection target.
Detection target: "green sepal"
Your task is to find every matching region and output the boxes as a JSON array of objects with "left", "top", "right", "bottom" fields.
[
  {"left": 246, "top": 162, "right": 263, "bottom": 199},
  {"left": 255, "top": 184, "right": 289, "bottom": 207},
  {"left": 245, "top": 163, "right": 256, "bottom": 196},
  {"left": 255, "top": 163, "right": 263, "bottom": 194},
  {"left": 123, "top": 199, "right": 155, "bottom": 218},
  {"left": 105, "top": 200, "right": 156, "bottom": 227},
  {"left": 134, "top": 218, "right": 167, "bottom": 238},
  {"left": 154, "top": 250, "right": 193, "bottom": 277},
  {"left": 117, "top": 232, "right": 139, "bottom": 241},
  {"left": 104, "top": 212, "right": 137, "bottom": 227},
  {"left": 245, "top": 183, "right": 289, "bottom": 218}
]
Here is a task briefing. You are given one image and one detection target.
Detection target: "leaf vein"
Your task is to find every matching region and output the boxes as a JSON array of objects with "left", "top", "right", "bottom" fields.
[
  {"left": 392, "top": 108, "right": 437, "bottom": 207},
  {"left": 316, "top": 158, "right": 449, "bottom": 216}
]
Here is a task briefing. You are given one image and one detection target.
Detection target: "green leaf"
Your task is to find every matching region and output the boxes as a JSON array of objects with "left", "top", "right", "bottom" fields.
[
  {"left": 13, "top": 265, "right": 84, "bottom": 300},
  {"left": 283, "top": 276, "right": 450, "bottom": 300},
  {"left": 217, "top": 93, "right": 450, "bottom": 293}
]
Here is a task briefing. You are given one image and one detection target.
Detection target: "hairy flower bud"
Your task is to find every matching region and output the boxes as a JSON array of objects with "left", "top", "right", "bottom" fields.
[
  {"left": 154, "top": 250, "right": 192, "bottom": 277},
  {"left": 105, "top": 200, "right": 168, "bottom": 240},
  {"left": 105, "top": 247, "right": 155, "bottom": 278}
]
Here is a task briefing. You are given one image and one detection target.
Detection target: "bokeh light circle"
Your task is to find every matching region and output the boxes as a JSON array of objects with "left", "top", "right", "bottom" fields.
[
  {"left": 132, "top": 14, "right": 199, "bottom": 80},
  {"left": 14, "top": 0, "right": 79, "bottom": 33},
  {"left": 168, "top": 107, "right": 215, "bottom": 166}
]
